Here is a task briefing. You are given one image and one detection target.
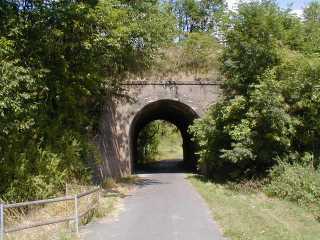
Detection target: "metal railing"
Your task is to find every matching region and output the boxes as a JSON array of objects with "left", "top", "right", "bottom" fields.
[{"left": 0, "top": 187, "right": 100, "bottom": 240}]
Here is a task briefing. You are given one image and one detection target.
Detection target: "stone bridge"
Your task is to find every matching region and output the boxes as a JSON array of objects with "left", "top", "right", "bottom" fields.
[{"left": 96, "top": 80, "right": 221, "bottom": 179}]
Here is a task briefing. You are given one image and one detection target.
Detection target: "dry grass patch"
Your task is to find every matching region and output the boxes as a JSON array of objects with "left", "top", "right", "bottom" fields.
[
  {"left": 3, "top": 177, "right": 138, "bottom": 240},
  {"left": 93, "top": 177, "right": 137, "bottom": 220}
]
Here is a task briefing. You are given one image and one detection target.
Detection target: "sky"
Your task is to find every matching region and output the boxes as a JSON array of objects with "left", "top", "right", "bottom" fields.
[
  {"left": 277, "top": 0, "right": 312, "bottom": 10},
  {"left": 227, "top": 0, "right": 313, "bottom": 11},
  {"left": 226, "top": 0, "right": 314, "bottom": 16}
]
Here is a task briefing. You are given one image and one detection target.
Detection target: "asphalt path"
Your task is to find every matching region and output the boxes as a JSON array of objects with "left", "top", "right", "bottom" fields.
[{"left": 83, "top": 161, "right": 225, "bottom": 240}]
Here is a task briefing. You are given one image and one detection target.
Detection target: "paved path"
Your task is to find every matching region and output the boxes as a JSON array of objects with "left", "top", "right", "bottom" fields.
[{"left": 83, "top": 163, "right": 225, "bottom": 240}]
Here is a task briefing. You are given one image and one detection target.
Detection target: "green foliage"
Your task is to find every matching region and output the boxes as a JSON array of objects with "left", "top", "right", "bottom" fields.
[
  {"left": 304, "top": 1, "right": 320, "bottom": 22},
  {"left": 221, "top": 1, "right": 303, "bottom": 95},
  {"left": 3, "top": 149, "right": 67, "bottom": 202},
  {"left": 190, "top": 1, "right": 320, "bottom": 219},
  {"left": 303, "top": 1, "right": 320, "bottom": 54},
  {"left": 131, "top": 0, "right": 225, "bottom": 80},
  {"left": 0, "top": 0, "right": 175, "bottom": 201},
  {"left": 190, "top": 1, "right": 320, "bottom": 179},
  {"left": 137, "top": 122, "right": 161, "bottom": 164},
  {"left": 137, "top": 120, "right": 182, "bottom": 164},
  {"left": 190, "top": 97, "right": 250, "bottom": 177},
  {"left": 166, "top": 0, "right": 225, "bottom": 33},
  {"left": 265, "top": 160, "right": 320, "bottom": 220}
]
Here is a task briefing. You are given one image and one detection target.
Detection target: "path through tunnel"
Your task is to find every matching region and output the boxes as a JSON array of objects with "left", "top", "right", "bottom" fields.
[{"left": 129, "top": 99, "right": 199, "bottom": 173}]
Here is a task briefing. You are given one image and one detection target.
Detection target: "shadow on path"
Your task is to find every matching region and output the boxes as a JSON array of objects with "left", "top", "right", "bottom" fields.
[{"left": 134, "top": 159, "right": 190, "bottom": 174}]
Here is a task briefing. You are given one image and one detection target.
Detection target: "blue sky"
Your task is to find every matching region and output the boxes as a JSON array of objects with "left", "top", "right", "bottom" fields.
[
  {"left": 277, "top": 0, "right": 313, "bottom": 10},
  {"left": 227, "top": 0, "right": 314, "bottom": 10},
  {"left": 227, "top": 0, "right": 314, "bottom": 15}
]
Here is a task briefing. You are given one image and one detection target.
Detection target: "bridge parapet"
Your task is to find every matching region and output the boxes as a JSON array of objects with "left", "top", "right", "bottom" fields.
[{"left": 121, "top": 80, "right": 222, "bottom": 86}]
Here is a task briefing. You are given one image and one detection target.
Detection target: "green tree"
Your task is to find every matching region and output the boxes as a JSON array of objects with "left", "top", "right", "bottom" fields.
[
  {"left": 166, "top": 0, "right": 225, "bottom": 33},
  {"left": 190, "top": 1, "right": 320, "bottom": 178},
  {"left": 303, "top": 1, "right": 320, "bottom": 54},
  {"left": 304, "top": 0, "right": 320, "bottom": 21},
  {"left": 221, "top": 1, "right": 303, "bottom": 95},
  {"left": 0, "top": 0, "right": 175, "bottom": 201}
]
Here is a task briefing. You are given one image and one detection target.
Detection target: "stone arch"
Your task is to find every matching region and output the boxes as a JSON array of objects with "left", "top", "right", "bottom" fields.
[
  {"left": 129, "top": 99, "right": 199, "bottom": 172},
  {"left": 97, "top": 81, "right": 221, "bottom": 179}
]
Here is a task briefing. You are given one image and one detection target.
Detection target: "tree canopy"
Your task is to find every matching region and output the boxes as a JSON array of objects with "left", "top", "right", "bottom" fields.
[
  {"left": 166, "top": 0, "right": 225, "bottom": 33},
  {"left": 0, "top": 0, "right": 175, "bottom": 201},
  {"left": 190, "top": 0, "right": 320, "bottom": 179}
]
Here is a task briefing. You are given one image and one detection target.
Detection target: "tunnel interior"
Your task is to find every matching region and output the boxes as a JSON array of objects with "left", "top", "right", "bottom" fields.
[{"left": 129, "top": 99, "right": 199, "bottom": 172}]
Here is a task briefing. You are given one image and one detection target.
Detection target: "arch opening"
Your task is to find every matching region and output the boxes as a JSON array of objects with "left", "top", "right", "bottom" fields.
[
  {"left": 136, "top": 120, "right": 183, "bottom": 170},
  {"left": 129, "top": 99, "right": 199, "bottom": 173}
]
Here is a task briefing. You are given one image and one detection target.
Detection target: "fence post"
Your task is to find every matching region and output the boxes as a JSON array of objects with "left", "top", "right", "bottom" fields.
[
  {"left": 97, "top": 188, "right": 100, "bottom": 205},
  {"left": 0, "top": 204, "right": 4, "bottom": 240},
  {"left": 74, "top": 196, "right": 79, "bottom": 235}
]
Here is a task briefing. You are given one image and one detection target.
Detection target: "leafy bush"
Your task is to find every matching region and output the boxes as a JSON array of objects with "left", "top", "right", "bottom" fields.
[
  {"left": 189, "top": 0, "right": 320, "bottom": 220},
  {"left": 137, "top": 122, "right": 161, "bottom": 164},
  {"left": 190, "top": 1, "right": 320, "bottom": 179},
  {"left": 137, "top": 120, "right": 182, "bottom": 164},
  {"left": 265, "top": 160, "right": 320, "bottom": 220},
  {"left": 3, "top": 149, "right": 66, "bottom": 202},
  {"left": 0, "top": 132, "right": 94, "bottom": 202}
]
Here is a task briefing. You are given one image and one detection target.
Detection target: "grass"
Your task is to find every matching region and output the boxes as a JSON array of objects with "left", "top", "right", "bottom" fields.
[
  {"left": 154, "top": 125, "right": 183, "bottom": 161},
  {"left": 188, "top": 175, "right": 320, "bottom": 240},
  {"left": 4, "top": 178, "right": 136, "bottom": 240}
]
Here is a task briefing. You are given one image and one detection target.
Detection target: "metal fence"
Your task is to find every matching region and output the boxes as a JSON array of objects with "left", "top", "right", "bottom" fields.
[{"left": 0, "top": 187, "right": 100, "bottom": 240}]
